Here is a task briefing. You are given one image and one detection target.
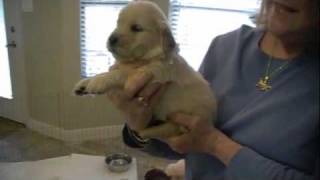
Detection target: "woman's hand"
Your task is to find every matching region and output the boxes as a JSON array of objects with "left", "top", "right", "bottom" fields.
[
  {"left": 164, "top": 113, "right": 216, "bottom": 154},
  {"left": 107, "top": 71, "right": 167, "bottom": 131},
  {"left": 165, "top": 113, "right": 243, "bottom": 165}
]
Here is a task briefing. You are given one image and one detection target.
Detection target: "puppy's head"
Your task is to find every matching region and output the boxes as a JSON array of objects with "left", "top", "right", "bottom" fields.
[{"left": 107, "top": 1, "right": 176, "bottom": 63}]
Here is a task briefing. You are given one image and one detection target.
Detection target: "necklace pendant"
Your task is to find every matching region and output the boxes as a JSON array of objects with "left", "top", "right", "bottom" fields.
[{"left": 256, "top": 76, "right": 272, "bottom": 91}]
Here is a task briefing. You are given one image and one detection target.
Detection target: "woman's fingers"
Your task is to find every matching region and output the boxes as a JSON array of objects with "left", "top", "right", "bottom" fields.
[
  {"left": 149, "top": 83, "right": 170, "bottom": 107},
  {"left": 136, "top": 82, "right": 162, "bottom": 105},
  {"left": 168, "top": 113, "right": 197, "bottom": 130},
  {"left": 124, "top": 71, "right": 153, "bottom": 98},
  {"left": 166, "top": 134, "right": 191, "bottom": 153},
  {"left": 108, "top": 71, "right": 172, "bottom": 131},
  {"left": 107, "top": 88, "right": 129, "bottom": 109}
]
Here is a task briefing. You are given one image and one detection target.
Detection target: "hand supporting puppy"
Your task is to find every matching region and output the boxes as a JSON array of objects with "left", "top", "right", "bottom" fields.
[
  {"left": 163, "top": 113, "right": 216, "bottom": 154},
  {"left": 107, "top": 71, "right": 168, "bottom": 131},
  {"left": 164, "top": 113, "right": 243, "bottom": 166}
]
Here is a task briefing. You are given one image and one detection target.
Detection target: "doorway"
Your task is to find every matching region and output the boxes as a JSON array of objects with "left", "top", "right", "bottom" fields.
[
  {"left": 0, "top": 0, "right": 27, "bottom": 123},
  {"left": 0, "top": 0, "right": 12, "bottom": 99}
]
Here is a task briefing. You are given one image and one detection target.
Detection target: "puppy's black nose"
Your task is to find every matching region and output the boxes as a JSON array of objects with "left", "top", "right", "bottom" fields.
[{"left": 108, "top": 34, "right": 118, "bottom": 46}]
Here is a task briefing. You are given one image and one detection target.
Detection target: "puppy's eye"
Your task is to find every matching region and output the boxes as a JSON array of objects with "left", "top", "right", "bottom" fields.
[{"left": 131, "top": 24, "right": 143, "bottom": 32}]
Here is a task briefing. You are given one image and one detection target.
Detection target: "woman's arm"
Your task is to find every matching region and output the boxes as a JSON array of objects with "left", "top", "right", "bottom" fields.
[
  {"left": 166, "top": 113, "right": 318, "bottom": 180},
  {"left": 227, "top": 146, "right": 317, "bottom": 180},
  {"left": 207, "top": 129, "right": 317, "bottom": 180}
]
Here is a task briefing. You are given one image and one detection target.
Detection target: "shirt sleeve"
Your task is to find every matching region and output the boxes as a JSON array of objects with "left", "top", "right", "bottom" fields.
[
  {"left": 122, "top": 124, "right": 185, "bottom": 160},
  {"left": 227, "top": 147, "right": 318, "bottom": 180}
]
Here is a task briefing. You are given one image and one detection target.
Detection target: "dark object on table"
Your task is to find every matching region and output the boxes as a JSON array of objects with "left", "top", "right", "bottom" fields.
[{"left": 145, "top": 168, "right": 171, "bottom": 180}]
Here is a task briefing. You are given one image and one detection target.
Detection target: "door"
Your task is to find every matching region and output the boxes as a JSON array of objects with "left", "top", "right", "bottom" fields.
[{"left": 0, "top": 0, "right": 27, "bottom": 123}]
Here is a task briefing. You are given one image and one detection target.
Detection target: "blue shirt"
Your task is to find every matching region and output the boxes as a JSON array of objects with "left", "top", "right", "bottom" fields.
[{"left": 122, "top": 25, "right": 319, "bottom": 180}]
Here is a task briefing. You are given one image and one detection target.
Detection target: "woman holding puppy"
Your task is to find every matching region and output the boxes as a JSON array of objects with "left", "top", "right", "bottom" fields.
[{"left": 108, "top": 0, "right": 319, "bottom": 179}]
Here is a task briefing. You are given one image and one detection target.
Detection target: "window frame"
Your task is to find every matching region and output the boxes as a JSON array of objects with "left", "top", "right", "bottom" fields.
[
  {"left": 169, "top": 0, "right": 259, "bottom": 69},
  {"left": 79, "top": 0, "right": 130, "bottom": 78}
]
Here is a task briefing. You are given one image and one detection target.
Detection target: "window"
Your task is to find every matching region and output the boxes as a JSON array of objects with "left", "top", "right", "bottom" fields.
[
  {"left": 80, "top": 0, "right": 260, "bottom": 77},
  {"left": 169, "top": 0, "right": 260, "bottom": 70},
  {"left": 80, "top": 0, "right": 131, "bottom": 77}
]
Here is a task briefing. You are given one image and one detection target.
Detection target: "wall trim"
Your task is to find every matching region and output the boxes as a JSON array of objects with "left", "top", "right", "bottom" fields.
[{"left": 27, "top": 118, "right": 123, "bottom": 143}]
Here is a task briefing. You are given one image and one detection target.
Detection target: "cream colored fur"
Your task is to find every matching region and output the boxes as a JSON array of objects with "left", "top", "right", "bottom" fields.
[{"left": 73, "top": 1, "right": 217, "bottom": 139}]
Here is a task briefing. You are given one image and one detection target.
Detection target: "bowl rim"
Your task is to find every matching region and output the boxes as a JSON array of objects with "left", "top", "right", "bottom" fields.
[{"left": 105, "top": 153, "right": 133, "bottom": 165}]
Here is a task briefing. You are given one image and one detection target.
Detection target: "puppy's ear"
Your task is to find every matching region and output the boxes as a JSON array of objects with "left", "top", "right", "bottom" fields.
[{"left": 159, "top": 21, "right": 177, "bottom": 55}]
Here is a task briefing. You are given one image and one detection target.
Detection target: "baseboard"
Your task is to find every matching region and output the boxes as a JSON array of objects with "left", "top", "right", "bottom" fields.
[{"left": 27, "top": 118, "right": 123, "bottom": 143}]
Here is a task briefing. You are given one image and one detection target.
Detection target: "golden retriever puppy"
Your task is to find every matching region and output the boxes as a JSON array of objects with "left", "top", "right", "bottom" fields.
[{"left": 73, "top": 1, "right": 216, "bottom": 139}]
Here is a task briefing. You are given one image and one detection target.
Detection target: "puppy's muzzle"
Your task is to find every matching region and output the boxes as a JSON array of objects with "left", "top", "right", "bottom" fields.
[{"left": 108, "top": 34, "right": 119, "bottom": 47}]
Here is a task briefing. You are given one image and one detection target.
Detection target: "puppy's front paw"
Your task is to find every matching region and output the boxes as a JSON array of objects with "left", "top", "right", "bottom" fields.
[
  {"left": 73, "top": 78, "right": 91, "bottom": 96},
  {"left": 73, "top": 76, "right": 109, "bottom": 96},
  {"left": 85, "top": 76, "right": 109, "bottom": 94}
]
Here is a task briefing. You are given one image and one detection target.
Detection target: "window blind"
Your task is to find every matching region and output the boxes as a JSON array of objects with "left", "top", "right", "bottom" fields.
[
  {"left": 80, "top": 0, "right": 260, "bottom": 77},
  {"left": 80, "top": 0, "right": 131, "bottom": 77},
  {"left": 169, "top": 0, "right": 260, "bottom": 70}
]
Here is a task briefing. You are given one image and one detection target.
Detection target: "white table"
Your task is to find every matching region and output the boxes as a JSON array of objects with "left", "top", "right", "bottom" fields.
[{"left": 0, "top": 154, "right": 137, "bottom": 180}]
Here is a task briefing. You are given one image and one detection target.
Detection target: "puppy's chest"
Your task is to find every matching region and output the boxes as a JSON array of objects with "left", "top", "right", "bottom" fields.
[
  {"left": 112, "top": 59, "right": 166, "bottom": 78},
  {"left": 112, "top": 60, "right": 150, "bottom": 71}
]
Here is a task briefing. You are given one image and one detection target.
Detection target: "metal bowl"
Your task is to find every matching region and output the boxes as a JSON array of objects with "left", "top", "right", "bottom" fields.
[{"left": 105, "top": 153, "right": 132, "bottom": 173}]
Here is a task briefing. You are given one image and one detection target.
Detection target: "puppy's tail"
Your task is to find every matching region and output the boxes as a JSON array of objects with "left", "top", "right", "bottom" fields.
[{"left": 138, "top": 122, "right": 188, "bottom": 139}]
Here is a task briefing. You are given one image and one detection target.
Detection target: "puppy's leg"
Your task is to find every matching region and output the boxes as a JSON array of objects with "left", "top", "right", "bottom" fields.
[
  {"left": 138, "top": 122, "right": 189, "bottom": 139},
  {"left": 73, "top": 70, "right": 127, "bottom": 95},
  {"left": 137, "top": 60, "right": 175, "bottom": 84}
]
